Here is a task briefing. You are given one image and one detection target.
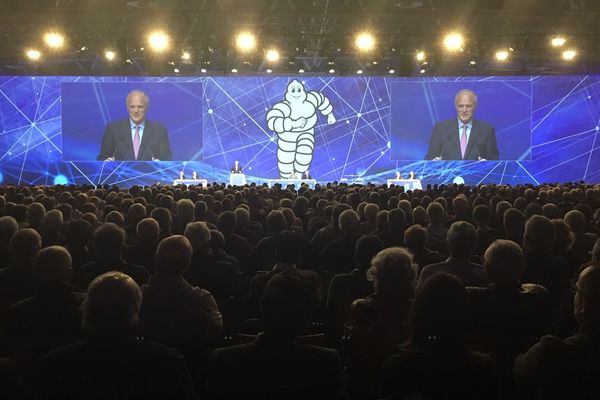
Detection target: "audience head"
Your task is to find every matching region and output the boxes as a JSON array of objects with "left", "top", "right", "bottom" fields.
[
  {"left": 411, "top": 273, "right": 470, "bottom": 353},
  {"left": 565, "top": 209, "right": 586, "bottom": 235},
  {"left": 176, "top": 198, "right": 195, "bottom": 225},
  {"left": 26, "top": 202, "right": 46, "bottom": 227},
  {"left": 574, "top": 265, "right": 600, "bottom": 334},
  {"left": 484, "top": 239, "right": 524, "bottom": 288},
  {"left": 34, "top": 245, "right": 72, "bottom": 286},
  {"left": 260, "top": 270, "right": 320, "bottom": 342},
  {"left": 136, "top": 217, "right": 160, "bottom": 244},
  {"left": 65, "top": 219, "right": 93, "bottom": 248},
  {"left": 82, "top": 271, "right": 142, "bottom": 331},
  {"left": 155, "top": 235, "right": 193, "bottom": 276},
  {"left": 367, "top": 247, "right": 416, "bottom": 298},
  {"left": 10, "top": 228, "right": 41, "bottom": 264},
  {"left": 524, "top": 215, "right": 555, "bottom": 253},
  {"left": 404, "top": 224, "right": 427, "bottom": 251},
  {"left": 184, "top": 221, "right": 211, "bottom": 253},
  {"left": 234, "top": 207, "right": 250, "bottom": 228},
  {"left": 0, "top": 216, "right": 19, "bottom": 248},
  {"left": 552, "top": 219, "right": 575, "bottom": 252},
  {"left": 105, "top": 210, "right": 125, "bottom": 226},
  {"left": 42, "top": 209, "right": 63, "bottom": 232},
  {"left": 447, "top": 221, "right": 478, "bottom": 258},
  {"left": 503, "top": 208, "right": 525, "bottom": 235},
  {"left": 93, "top": 223, "right": 125, "bottom": 258},
  {"left": 426, "top": 202, "right": 445, "bottom": 226},
  {"left": 338, "top": 209, "right": 360, "bottom": 235},
  {"left": 364, "top": 203, "right": 379, "bottom": 222},
  {"left": 217, "top": 210, "right": 237, "bottom": 235},
  {"left": 388, "top": 208, "right": 406, "bottom": 232},
  {"left": 355, "top": 235, "right": 384, "bottom": 272},
  {"left": 412, "top": 206, "right": 427, "bottom": 226},
  {"left": 275, "top": 230, "right": 303, "bottom": 264}
]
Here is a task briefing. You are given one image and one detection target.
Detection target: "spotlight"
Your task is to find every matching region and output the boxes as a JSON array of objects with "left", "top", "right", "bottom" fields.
[
  {"left": 443, "top": 32, "right": 464, "bottom": 52},
  {"left": 416, "top": 51, "right": 426, "bottom": 61},
  {"left": 419, "top": 68, "right": 426, "bottom": 74},
  {"left": 355, "top": 32, "right": 376, "bottom": 52},
  {"left": 26, "top": 49, "right": 41, "bottom": 61},
  {"left": 104, "top": 50, "right": 116, "bottom": 61},
  {"left": 495, "top": 50, "right": 509, "bottom": 61},
  {"left": 356, "top": 69, "right": 363, "bottom": 74},
  {"left": 231, "top": 68, "right": 238, "bottom": 73},
  {"left": 236, "top": 32, "right": 256, "bottom": 52},
  {"left": 44, "top": 32, "right": 65, "bottom": 49},
  {"left": 328, "top": 68, "right": 335, "bottom": 74},
  {"left": 200, "top": 68, "right": 207, "bottom": 73},
  {"left": 181, "top": 51, "right": 191, "bottom": 60},
  {"left": 298, "top": 68, "right": 305, "bottom": 73},
  {"left": 562, "top": 49, "right": 577, "bottom": 61},
  {"left": 469, "top": 60, "right": 477, "bottom": 65},
  {"left": 388, "top": 68, "right": 395, "bottom": 74},
  {"left": 265, "top": 49, "right": 280, "bottom": 63},
  {"left": 551, "top": 36, "right": 566, "bottom": 47},
  {"left": 266, "top": 68, "right": 272, "bottom": 73},
  {"left": 173, "top": 68, "right": 180, "bottom": 73},
  {"left": 147, "top": 31, "right": 170, "bottom": 52}
]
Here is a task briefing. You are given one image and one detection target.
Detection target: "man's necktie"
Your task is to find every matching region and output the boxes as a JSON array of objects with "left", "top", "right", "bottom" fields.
[
  {"left": 133, "top": 125, "right": 141, "bottom": 160},
  {"left": 460, "top": 124, "right": 468, "bottom": 159}
]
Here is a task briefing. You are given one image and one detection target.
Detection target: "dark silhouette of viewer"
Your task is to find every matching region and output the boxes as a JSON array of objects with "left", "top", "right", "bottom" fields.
[
  {"left": 207, "top": 270, "right": 343, "bottom": 400},
  {"left": 514, "top": 265, "right": 600, "bottom": 399},
  {"left": 379, "top": 273, "right": 498, "bottom": 400},
  {"left": 38, "top": 271, "right": 198, "bottom": 399}
]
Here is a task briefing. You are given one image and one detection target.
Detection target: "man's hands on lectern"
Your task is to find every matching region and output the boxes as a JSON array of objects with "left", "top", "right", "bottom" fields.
[
  {"left": 104, "top": 157, "right": 115, "bottom": 162},
  {"left": 327, "top": 114, "right": 336, "bottom": 125}
]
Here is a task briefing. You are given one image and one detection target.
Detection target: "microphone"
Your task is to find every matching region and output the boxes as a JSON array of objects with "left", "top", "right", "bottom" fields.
[
  {"left": 104, "top": 145, "right": 117, "bottom": 162},
  {"left": 433, "top": 136, "right": 451, "bottom": 161}
]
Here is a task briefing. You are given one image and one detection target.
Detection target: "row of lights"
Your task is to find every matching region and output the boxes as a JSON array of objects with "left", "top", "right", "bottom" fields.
[{"left": 25, "top": 30, "right": 580, "bottom": 65}]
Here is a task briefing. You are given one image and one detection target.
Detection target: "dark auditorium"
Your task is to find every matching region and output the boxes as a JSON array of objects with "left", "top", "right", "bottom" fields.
[{"left": 2, "top": 1, "right": 600, "bottom": 399}]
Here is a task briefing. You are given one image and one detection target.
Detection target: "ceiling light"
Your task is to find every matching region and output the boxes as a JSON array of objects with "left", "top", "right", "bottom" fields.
[
  {"left": 355, "top": 32, "right": 376, "bottom": 52},
  {"left": 443, "top": 32, "right": 464, "bottom": 52},
  {"left": 44, "top": 32, "right": 65, "bottom": 49},
  {"left": 562, "top": 49, "right": 577, "bottom": 61},
  {"left": 551, "top": 36, "right": 566, "bottom": 47},
  {"left": 236, "top": 32, "right": 256, "bottom": 52},
  {"left": 265, "top": 49, "right": 280, "bottom": 63},
  {"left": 147, "top": 31, "right": 170, "bottom": 52},
  {"left": 26, "top": 49, "right": 41, "bottom": 61},
  {"left": 104, "top": 50, "right": 116, "bottom": 61}
]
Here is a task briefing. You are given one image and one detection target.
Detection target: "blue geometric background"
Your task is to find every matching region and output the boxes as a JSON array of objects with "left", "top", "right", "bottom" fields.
[{"left": 0, "top": 75, "right": 599, "bottom": 187}]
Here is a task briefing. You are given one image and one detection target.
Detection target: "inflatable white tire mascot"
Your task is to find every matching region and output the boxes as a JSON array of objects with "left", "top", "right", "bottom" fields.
[{"left": 266, "top": 80, "right": 336, "bottom": 179}]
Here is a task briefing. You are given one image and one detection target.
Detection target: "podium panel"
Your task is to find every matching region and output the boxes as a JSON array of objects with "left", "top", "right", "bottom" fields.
[
  {"left": 173, "top": 179, "right": 208, "bottom": 187},
  {"left": 268, "top": 179, "right": 316, "bottom": 189},
  {"left": 386, "top": 179, "right": 422, "bottom": 190},
  {"left": 229, "top": 173, "right": 247, "bottom": 186}
]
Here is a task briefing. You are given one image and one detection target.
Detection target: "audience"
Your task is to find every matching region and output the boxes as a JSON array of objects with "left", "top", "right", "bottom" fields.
[
  {"left": 418, "top": 221, "right": 488, "bottom": 288},
  {"left": 379, "top": 273, "right": 498, "bottom": 399},
  {"left": 207, "top": 270, "right": 343, "bottom": 400},
  {"left": 514, "top": 265, "right": 600, "bottom": 399},
  {"left": 0, "top": 181, "right": 597, "bottom": 398},
  {"left": 38, "top": 271, "right": 198, "bottom": 399}
]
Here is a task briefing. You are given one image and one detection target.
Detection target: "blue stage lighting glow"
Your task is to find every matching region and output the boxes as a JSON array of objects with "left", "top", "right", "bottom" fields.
[{"left": 53, "top": 174, "right": 69, "bottom": 185}]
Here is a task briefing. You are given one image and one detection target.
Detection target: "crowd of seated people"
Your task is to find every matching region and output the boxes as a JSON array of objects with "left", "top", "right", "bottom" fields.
[{"left": 0, "top": 181, "right": 598, "bottom": 399}]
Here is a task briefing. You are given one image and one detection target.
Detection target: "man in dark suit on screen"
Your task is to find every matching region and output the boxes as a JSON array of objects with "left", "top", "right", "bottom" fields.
[
  {"left": 425, "top": 89, "right": 499, "bottom": 161},
  {"left": 97, "top": 90, "right": 172, "bottom": 161}
]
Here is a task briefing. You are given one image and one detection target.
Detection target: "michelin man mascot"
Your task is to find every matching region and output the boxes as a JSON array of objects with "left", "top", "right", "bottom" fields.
[{"left": 266, "top": 80, "right": 336, "bottom": 179}]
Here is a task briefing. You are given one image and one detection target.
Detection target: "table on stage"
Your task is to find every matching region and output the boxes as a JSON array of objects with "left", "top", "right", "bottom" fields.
[
  {"left": 229, "top": 173, "right": 247, "bottom": 186},
  {"left": 268, "top": 179, "right": 317, "bottom": 189},
  {"left": 386, "top": 179, "right": 422, "bottom": 190},
  {"left": 173, "top": 179, "right": 208, "bottom": 187}
]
